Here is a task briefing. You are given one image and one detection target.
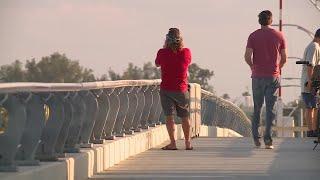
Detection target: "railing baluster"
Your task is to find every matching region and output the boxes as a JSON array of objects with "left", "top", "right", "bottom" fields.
[
  {"left": 64, "top": 92, "right": 86, "bottom": 153},
  {"left": 36, "top": 93, "right": 65, "bottom": 161},
  {"left": 103, "top": 88, "right": 121, "bottom": 140},
  {"left": 91, "top": 89, "right": 109, "bottom": 144},
  {"left": 15, "top": 93, "right": 45, "bottom": 166},
  {"left": 79, "top": 91, "right": 98, "bottom": 147},
  {"left": 0, "top": 94, "right": 27, "bottom": 172},
  {"left": 123, "top": 86, "right": 139, "bottom": 135},
  {"left": 152, "top": 86, "right": 162, "bottom": 125},
  {"left": 114, "top": 87, "right": 130, "bottom": 137},
  {"left": 55, "top": 92, "right": 74, "bottom": 156},
  {"left": 140, "top": 86, "right": 153, "bottom": 129},
  {"left": 148, "top": 85, "right": 159, "bottom": 127},
  {"left": 132, "top": 86, "right": 146, "bottom": 132}
]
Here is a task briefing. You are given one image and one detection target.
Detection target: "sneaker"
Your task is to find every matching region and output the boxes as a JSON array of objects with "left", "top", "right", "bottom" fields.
[
  {"left": 265, "top": 145, "right": 274, "bottom": 149},
  {"left": 307, "top": 130, "right": 317, "bottom": 137},
  {"left": 253, "top": 139, "right": 261, "bottom": 148}
]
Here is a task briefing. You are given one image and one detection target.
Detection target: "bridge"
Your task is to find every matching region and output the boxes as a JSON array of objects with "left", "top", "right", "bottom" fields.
[{"left": 0, "top": 80, "right": 319, "bottom": 180}]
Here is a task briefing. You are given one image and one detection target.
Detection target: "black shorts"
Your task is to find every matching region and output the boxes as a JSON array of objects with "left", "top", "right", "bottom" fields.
[{"left": 159, "top": 89, "right": 189, "bottom": 118}]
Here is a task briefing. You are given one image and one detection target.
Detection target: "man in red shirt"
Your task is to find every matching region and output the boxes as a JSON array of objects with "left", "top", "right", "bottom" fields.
[
  {"left": 244, "top": 10, "right": 287, "bottom": 149},
  {"left": 155, "top": 28, "right": 193, "bottom": 150}
]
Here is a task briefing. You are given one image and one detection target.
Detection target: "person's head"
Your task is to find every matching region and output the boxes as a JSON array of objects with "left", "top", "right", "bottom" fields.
[
  {"left": 163, "top": 28, "right": 184, "bottom": 51},
  {"left": 258, "top": 10, "right": 273, "bottom": 26},
  {"left": 315, "top": 28, "right": 320, "bottom": 43}
]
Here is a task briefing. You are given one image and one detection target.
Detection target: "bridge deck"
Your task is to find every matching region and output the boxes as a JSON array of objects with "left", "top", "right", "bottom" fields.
[{"left": 90, "top": 137, "right": 320, "bottom": 180}]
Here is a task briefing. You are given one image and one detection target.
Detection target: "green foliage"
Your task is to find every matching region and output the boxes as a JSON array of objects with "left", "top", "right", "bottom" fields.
[
  {"left": 122, "top": 63, "right": 144, "bottom": 80},
  {"left": 221, "top": 93, "right": 230, "bottom": 100},
  {"left": 101, "top": 62, "right": 213, "bottom": 92},
  {"left": 0, "top": 53, "right": 214, "bottom": 92},
  {"left": 101, "top": 62, "right": 161, "bottom": 81},
  {"left": 142, "top": 62, "right": 161, "bottom": 79},
  {"left": 0, "top": 52, "right": 96, "bottom": 83},
  {"left": 0, "top": 107, "right": 8, "bottom": 134},
  {"left": 107, "top": 68, "right": 122, "bottom": 81},
  {"left": 0, "top": 60, "right": 26, "bottom": 82},
  {"left": 242, "top": 91, "right": 251, "bottom": 96},
  {"left": 188, "top": 63, "right": 214, "bottom": 91}
]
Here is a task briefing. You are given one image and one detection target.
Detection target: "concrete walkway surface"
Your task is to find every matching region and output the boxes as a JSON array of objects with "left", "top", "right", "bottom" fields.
[{"left": 90, "top": 137, "right": 320, "bottom": 180}]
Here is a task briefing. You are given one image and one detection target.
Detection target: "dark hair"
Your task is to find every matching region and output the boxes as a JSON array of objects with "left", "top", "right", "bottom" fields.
[
  {"left": 164, "top": 28, "right": 184, "bottom": 51},
  {"left": 315, "top": 28, "right": 320, "bottom": 38},
  {"left": 258, "top": 10, "right": 272, "bottom": 26}
]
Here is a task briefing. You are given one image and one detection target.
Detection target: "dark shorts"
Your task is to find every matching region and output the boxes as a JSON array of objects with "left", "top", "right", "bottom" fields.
[
  {"left": 159, "top": 89, "right": 190, "bottom": 118},
  {"left": 302, "top": 92, "right": 317, "bottom": 108}
]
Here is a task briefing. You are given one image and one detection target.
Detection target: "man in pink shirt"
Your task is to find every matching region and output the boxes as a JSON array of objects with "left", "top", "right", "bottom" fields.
[{"left": 244, "top": 10, "right": 287, "bottom": 149}]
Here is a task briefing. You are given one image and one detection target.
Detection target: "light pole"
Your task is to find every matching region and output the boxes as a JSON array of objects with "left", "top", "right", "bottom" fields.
[
  {"left": 288, "top": 56, "right": 303, "bottom": 61},
  {"left": 309, "top": 0, "right": 320, "bottom": 12},
  {"left": 271, "top": 24, "right": 315, "bottom": 39}
]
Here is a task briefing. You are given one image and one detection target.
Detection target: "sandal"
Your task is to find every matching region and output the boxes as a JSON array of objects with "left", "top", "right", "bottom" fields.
[
  {"left": 161, "top": 144, "right": 178, "bottom": 150},
  {"left": 185, "top": 146, "right": 194, "bottom": 150}
]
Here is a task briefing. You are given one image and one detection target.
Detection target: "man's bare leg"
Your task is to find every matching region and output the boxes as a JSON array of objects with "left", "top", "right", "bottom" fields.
[
  {"left": 181, "top": 116, "right": 192, "bottom": 149},
  {"left": 165, "top": 115, "right": 176, "bottom": 148}
]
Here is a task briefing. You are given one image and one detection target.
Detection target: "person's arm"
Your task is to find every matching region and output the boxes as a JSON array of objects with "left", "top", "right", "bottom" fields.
[
  {"left": 279, "top": 48, "right": 287, "bottom": 69},
  {"left": 155, "top": 50, "right": 161, "bottom": 67},
  {"left": 186, "top": 48, "right": 192, "bottom": 65},
  {"left": 244, "top": 48, "right": 253, "bottom": 68},
  {"left": 279, "top": 33, "right": 287, "bottom": 69},
  {"left": 306, "top": 65, "right": 314, "bottom": 91},
  {"left": 305, "top": 44, "right": 317, "bottom": 91}
]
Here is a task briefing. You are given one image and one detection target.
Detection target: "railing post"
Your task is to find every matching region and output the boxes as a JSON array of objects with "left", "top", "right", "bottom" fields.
[
  {"left": 152, "top": 86, "right": 162, "bottom": 125},
  {"left": 140, "top": 86, "right": 153, "bottom": 129},
  {"left": 91, "top": 89, "right": 109, "bottom": 144},
  {"left": 103, "top": 88, "right": 121, "bottom": 140},
  {"left": 114, "top": 87, "right": 131, "bottom": 137},
  {"left": 15, "top": 93, "right": 45, "bottom": 166},
  {"left": 0, "top": 94, "right": 27, "bottom": 172},
  {"left": 78, "top": 91, "right": 98, "bottom": 148},
  {"left": 123, "top": 86, "right": 139, "bottom": 135},
  {"left": 132, "top": 86, "right": 146, "bottom": 132},
  {"left": 147, "top": 85, "right": 159, "bottom": 127},
  {"left": 55, "top": 92, "right": 74, "bottom": 156},
  {"left": 64, "top": 92, "right": 86, "bottom": 153},
  {"left": 36, "top": 93, "right": 65, "bottom": 161}
]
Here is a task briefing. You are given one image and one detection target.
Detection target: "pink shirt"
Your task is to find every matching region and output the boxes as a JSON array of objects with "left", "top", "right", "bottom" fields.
[
  {"left": 246, "top": 28, "right": 286, "bottom": 78},
  {"left": 155, "top": 48, "right": 191, "bottom": 92}
]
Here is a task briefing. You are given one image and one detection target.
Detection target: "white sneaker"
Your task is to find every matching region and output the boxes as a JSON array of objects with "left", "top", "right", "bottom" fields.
[{"left": 265, "top": 145, "right": 274, "bottom": 149}]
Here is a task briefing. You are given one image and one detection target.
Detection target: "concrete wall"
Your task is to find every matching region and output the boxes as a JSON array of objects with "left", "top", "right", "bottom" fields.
[
  {"left": 0, "top": 125, "right": 241, "bottom": 180},
  {"left": 0, "top": 125, "right": 169, "bottom": 180},
  {"left": 199, "top": 125, "right": 243, "bottom": 137}
]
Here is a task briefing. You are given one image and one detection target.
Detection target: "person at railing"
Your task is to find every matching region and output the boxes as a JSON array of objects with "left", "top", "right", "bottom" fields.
[
  {"left": 300, "top": 28, "right": 320, "bottom": 137},
  {"left": 155, "top": 27, "right": 193, "bottom": 150},
  {"left": 244, "top": 10, "right": 287, "bottom": 149}
]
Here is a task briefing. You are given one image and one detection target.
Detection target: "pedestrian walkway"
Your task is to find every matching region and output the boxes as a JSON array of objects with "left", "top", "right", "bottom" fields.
[{"left": 90, "top": 137, "right": 320, "bottom": 180}]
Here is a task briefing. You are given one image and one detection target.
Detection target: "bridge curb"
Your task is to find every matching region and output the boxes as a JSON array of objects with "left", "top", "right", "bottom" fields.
[{"left": 0, "top": 125, "right": 169, "bottom": 180}]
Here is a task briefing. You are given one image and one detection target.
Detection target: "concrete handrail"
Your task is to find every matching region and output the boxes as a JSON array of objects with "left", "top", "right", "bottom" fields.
[{"left": 0, "top": 79, "right": 161, "bottom": 93}]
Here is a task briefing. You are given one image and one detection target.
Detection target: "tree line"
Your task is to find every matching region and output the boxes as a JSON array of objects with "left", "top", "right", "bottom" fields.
[{"left": 0, "top": 52, "right": 214, "bottom": 91}]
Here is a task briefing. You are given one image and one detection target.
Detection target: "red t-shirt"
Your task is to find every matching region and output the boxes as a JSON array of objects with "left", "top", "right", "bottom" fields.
[
  {"left": 155, "top": 48, "right": 191, "bottom": 92},
  {"left": 246, "top": 28, "right": 286, "bottom": 78}
]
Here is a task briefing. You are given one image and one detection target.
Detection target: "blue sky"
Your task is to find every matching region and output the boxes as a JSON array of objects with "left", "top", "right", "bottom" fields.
[{"left": 1, "top": 0, "right": 320, "bottom": 103}]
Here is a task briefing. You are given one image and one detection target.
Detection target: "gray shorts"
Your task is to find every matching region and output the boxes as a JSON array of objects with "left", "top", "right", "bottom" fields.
[{"left": 159, "top": 89, "right": 190, "bottom": 118}]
